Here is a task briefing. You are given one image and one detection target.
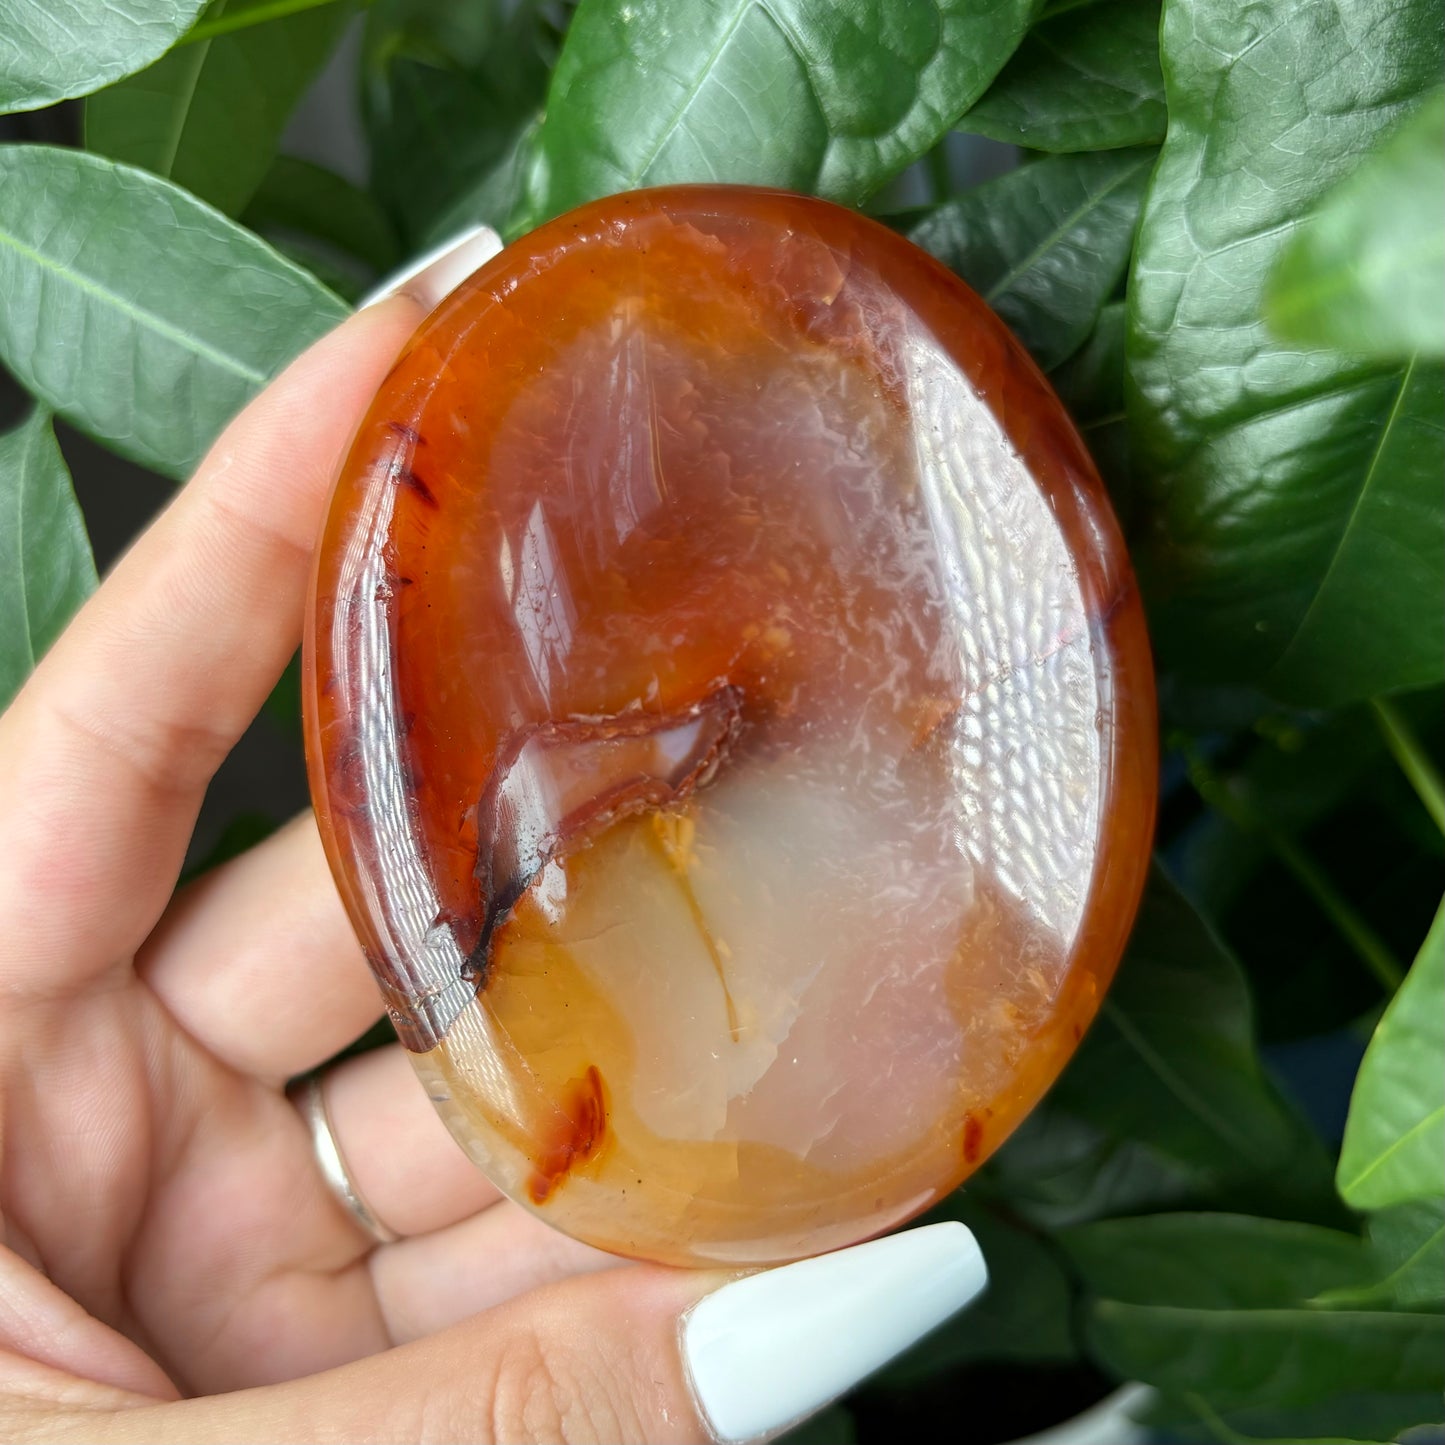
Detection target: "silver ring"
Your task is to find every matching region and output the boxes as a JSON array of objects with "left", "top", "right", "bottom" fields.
[{"left": 290, "top": 1072, "right": 400, "bottom": 1247}]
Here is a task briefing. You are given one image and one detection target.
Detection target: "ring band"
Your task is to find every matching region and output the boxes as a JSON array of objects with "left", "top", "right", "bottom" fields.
[{"left": 290, "top": 1072, "right": 401, "bottom": 1246}]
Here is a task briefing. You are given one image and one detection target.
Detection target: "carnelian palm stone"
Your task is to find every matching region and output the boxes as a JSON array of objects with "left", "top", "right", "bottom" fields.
[{"left": 305, "top": 185, "right": 1157, "bottom": 1268}]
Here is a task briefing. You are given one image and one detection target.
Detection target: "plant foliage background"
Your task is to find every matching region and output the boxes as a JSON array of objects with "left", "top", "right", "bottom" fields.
[{"left": 1, "top": 1, "right": 1442, "bottom": 1440}]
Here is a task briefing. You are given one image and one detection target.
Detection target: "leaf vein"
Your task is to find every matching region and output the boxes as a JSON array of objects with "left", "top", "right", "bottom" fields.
[{"left": 0, "top": 223, "right": 268, "bottom": 388}]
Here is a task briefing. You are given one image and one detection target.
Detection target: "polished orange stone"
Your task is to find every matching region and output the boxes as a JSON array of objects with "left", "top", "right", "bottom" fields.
[{"left": 304, "top": 185, "right": 1157, "bottom": 1267}]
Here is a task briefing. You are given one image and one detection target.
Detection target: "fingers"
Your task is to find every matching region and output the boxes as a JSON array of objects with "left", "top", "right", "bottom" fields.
[
  {"left": 0, "top": 298, "right": 423, "bottom": 1001},
  {"left": 370, "top": 1201, "right": 621, "bottom": 1345},
  {"left": 322, "top": 1043, "right": 500, "bottom": 1237},
  {"left": 22, "top": 1224, "right": 989, "bottom": 1445},
  {"left": 37, "top": 1266, "right": 713, "bottom": 1445},
  {"left": 138, "top": 813, "right": 383, "bottom": 1080}
]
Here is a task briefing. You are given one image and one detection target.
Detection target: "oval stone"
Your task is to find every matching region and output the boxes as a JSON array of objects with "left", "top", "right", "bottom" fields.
[{"left": 305, "top": 185, "right": 1157, "bottom": 1267}]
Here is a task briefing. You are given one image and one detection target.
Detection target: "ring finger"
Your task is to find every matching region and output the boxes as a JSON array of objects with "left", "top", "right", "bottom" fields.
[
  {"left": 140, "top": 813, "right": 384, "bottom": 1081},
  {"left": 321, "top": 1043, "right": 501, "bottom": 1241}
]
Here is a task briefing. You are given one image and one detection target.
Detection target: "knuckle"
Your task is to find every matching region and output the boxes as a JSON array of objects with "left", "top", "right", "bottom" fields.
[{"left": 488, "top": 1324, "right": 637, "bottom": 1445}]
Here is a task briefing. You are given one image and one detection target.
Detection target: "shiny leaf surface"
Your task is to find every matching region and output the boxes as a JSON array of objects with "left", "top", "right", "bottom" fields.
[
  {"left": 1127, "top": 0, "right": 1445, "bottom": 705},
  {"left": 526, "top": 0, "right": 1034, "bottom": 222},
  {"left": 0, "top": 146, "right": 347, "bottom": 480},
  {"left": 1048, "top": 867, "right": 1317, "bottom": 1183},
  {"left": 0, "top": 0, "right": 208, "bottom": 113},
  {"left": 1072, "top": 1214, "right": 1443, "bottom": 1435},
  {"left": 907, "top": 149, "right": 1153, "bottom": 370},
  {"left": 1267, "top": 88, "right": 1445, "bottom": 361},
  {"left": 1338, "top": 897, "right": 1445, "bottom": 1209},
  {"left": 963, "top": 0, "right": 1166, "bottom": 153}
]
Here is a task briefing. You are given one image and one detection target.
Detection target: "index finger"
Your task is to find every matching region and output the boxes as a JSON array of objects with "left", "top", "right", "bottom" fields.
[{"left": 0, "top": 297, "right": 420, "bottom": 999}]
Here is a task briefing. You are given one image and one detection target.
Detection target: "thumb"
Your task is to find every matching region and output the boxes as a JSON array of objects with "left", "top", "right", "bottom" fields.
[{"left": 23, "top": 1224, "right": 984, "bottom": 1444}]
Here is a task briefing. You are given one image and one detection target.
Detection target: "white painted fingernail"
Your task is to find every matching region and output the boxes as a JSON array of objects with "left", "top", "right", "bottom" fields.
[
  {"left": 358, "top": 224, "right": 503, "bottom": 311},
  {"left": 682, "top": 1222, "right": 987, "bottom": 1443}
]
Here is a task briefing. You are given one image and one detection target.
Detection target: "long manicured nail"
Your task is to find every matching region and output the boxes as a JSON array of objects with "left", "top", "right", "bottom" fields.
[
  {"left": 359, "top": 224, "right": 503, "bottom": 311},
  {"left": 682, "top": 1222, "right": 987, "bottom": 1442}
]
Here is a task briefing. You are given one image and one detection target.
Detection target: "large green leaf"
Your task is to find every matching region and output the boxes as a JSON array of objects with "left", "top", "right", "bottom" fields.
[
  {"left": 0, "top": 409, "right": 97, "bottom": 709},
  {"left": 364, "top": 0, "right": 557, "bottom": 248},
  {"left": 525, "top": 0, "right": 1035, "bottom": 225},
  {"left": 1072, "top": 1215, "right": 1442, "bottom": 1434},
  {"left": 1086, "top": 1302, "right": 1444, "bottom": 1427},
  {"left": 1047, "top": 866, "right": 1318, "bottom": 1184},
  {"left": 962, "top": 0, "right": 1166, "bottom": 153},
  {"left": 0, "top": 146, "right": 347, "bottom": 481},
  {"left": 978, "top": 1105, "right": 1212, "bottom": 1230},
  {"left": 1126, "top": 0, "right": 1445, "bottom": 706},
  {"left": 84, "top": 0, "right": 353, "bottom": 218},
  {"left": 906, "top": 148, "right": 1154, "bottom": 371},
  {"left": 0, "top": 0, "right": 208, "bottom": 114},
  {"left": 1139, "top": 1386, "right": 1443, "bottom": 1445},
  {"left": 1267, "top": 89, "right": 1445, "bottom": 362},
  {"left": 1363, "top": 1198, "right": 1445, "bottom": 1309},
  {"left": 243, "top": 156, "right": 402, "bottom": 279},
  {"left": 1063, "top": 1213, "right": 1376, "bottom": 1309},
  {"left": 1322, "top": 1199, "right": 1445, "bottom": 1311},
  {"left": 1337, "top": 898, "right": 1445, "bottom": 1210}
]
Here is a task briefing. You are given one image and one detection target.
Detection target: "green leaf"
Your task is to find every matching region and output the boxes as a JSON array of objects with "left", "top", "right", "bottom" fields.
[
  {"left": 907, "top": 149, "right": 1154, "bottom": 371},
  {"left": 1126, "top": 0, "right": 1445, "bottom": 707},
  {"left": 1170, "top": 699, "right": 1445, "bottom": 1042},
  {"left": 1364, "top": 1198, "right": 1445, "bottom": 1309},
  {"left": 1051, "top": 299, "right": 1127, "bottom": 422},
  {"left": 1048, "top": 866, "right": 1317, "bottom": 1183},
  {"left": 1267, "top": 89, "right": 1445, "bottom": 362},
  {"left": 978, "top": 1105, "right": 1214, "bottom": 1229},
  {"left": 364, "top": 0, "right": 557, "bottom": 248},
  {"left": 243, "top": 156, "right": 402, "bottom": 276},
  {"left": 1337, "top": 898, "right": 1445, "bottom": 1210},
  {"left": 1063, "top": 1214, "right": 1377, "bottom": 1310},
  {"left": 963, "top": 0, "right": 1166, "bottom": 153},
  {"left": 1263, "top": 358, "right": 1445, "bottom": 704},
  {"left": 1086, "top": 1301, "right": 1444, "bottom": 1426},
  {"left": 432, "top": 118, "right": 545, "bottom": 250},
  {"left": 1049, "top": 300, "right": 1133, "bottom": 522},
  {"left": 0, "top": 409, "right": 97, "bottom": 709},
  {"left": 84, "top": 0, "right": 353, "bottom": 218},
  {"left": 1322, "top": 1199, "right": 1445, "bottom": 1311},
  {"left": 524, "top": 0, "right": 1035, "bottom": 225},
  {"left": 1141, "top": 1387, "right": 1444, "bottom": 1445},
  {"left": 0, "top": 0, "right": 208, "bottom": 114},
  {"left": 1073, "top": 1215, "right": 1443, "bottom": 1434},
  {"left": 0, "top": 145, "right": 347, "bottom": 481}
]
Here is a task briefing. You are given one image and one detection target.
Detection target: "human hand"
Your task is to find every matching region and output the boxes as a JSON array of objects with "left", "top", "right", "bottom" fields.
[{"left": 0, "top": 232, "right": 985, "bottom": 1444}]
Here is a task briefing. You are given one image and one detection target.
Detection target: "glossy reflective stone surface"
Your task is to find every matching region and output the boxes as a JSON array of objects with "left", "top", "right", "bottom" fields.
[{"left": 305, "top": 185, "right": 1157, "bottom": 1267}]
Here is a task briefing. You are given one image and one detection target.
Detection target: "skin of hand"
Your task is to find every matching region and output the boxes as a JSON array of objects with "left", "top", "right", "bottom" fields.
[
  {"left": 0, "top": 281, "right": 722, "bottom": 1443},
  {"left": 0, "top": 233, "right": 987, "bottom": 1445}
]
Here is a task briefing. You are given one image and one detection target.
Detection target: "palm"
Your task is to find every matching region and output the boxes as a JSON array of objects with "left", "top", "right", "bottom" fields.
[{"left": 0, "top": 304, "right": 605, "bottom": 1403}]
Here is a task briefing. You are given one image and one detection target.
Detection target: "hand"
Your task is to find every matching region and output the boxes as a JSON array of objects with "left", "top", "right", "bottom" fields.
[{"left": 0, "top": 233, "right": 984, "bottom": 1444}]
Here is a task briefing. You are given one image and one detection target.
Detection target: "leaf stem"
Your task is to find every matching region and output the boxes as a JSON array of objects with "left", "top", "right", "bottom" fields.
[
  {"left": 1371, "top": 698, "right": 1445, "bottom": 835},
  {"left": 1180, "top": 740, "right": 1406, "bottom": 992},
  {"left": 180, "top": 0, "right": 356, "bottom": 44}
]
